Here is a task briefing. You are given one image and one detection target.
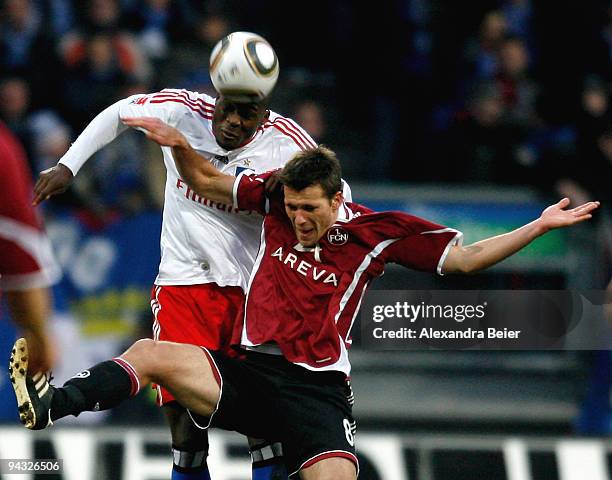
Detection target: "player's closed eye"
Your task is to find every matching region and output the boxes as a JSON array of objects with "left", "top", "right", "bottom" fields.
[
  {"left": 237, "top": 106, "right": 257, "bottom": 120},
  {"left": 286, "top": 205, "right": 317, "bottom": 212}
]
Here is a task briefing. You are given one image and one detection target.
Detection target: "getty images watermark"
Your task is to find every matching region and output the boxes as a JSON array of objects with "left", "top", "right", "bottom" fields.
[{"left": 360, "top": 291, "right": 611, "bottom": 350}]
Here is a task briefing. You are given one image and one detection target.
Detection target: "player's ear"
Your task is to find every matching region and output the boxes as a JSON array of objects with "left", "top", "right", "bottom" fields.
[{"left": 331, "top": 191, "right": 343, "bottom": 210}]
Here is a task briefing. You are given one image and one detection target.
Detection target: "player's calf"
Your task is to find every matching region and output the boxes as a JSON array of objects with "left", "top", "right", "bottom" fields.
[{"left": 164, "top": 402, "right": 212, "bottom": 480}]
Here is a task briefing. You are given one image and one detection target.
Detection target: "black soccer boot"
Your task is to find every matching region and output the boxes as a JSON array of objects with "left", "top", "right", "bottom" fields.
[{"left": 9, "top": 338, "right": 55, "bottom": 430}]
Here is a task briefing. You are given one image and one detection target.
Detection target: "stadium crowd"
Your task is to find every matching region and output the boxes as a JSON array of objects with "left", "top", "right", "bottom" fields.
[{"left": 1, "top": 0, "right": 610, "bottom": 216}]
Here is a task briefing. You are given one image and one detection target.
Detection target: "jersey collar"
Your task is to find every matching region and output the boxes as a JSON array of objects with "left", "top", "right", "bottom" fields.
[
  {"left": 293, "top": 243, "right": 323, "bottom": 262},
  {"left": 334, "top": 201, "right": 354, "bottom": 223}
]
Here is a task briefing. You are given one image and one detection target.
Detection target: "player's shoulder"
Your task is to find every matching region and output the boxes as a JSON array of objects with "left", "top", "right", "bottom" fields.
[
  {"left": 262, "top": 110, "right": 317, "bottom": 151},
  {"left": 242, "top": 169, "right": 279, "bottom": 183},
  {"left": 340, "top": 204, "right": 410, "bottom": 229},
  {"left": 157, "top": 88, "right": 216, "bottom": 104},
  {"left": 343, "top": 206, "right": 443, "bottom": 239},
  {"left": 131, "top": 88, "right": 216, "bottom": 119},
  {"left": 342, "top": 202, "right": 375, "bottom": 220}
]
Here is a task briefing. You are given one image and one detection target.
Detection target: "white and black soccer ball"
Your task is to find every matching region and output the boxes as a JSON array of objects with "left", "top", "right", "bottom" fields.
[{"left": 209, "top": 31, "right": 279, "bottom": 101}]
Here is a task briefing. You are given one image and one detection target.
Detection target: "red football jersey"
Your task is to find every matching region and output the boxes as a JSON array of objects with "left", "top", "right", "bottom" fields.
[
  {"left": 0, "top": 121, "right": 60, "bottom": 291},
  {"left": 232, "top": 172, "right": 463, "bottom": 374}
]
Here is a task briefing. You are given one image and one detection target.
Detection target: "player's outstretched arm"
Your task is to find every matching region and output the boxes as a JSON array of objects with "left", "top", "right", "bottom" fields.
[
  {"left": 442, "top": 198, "right": 600, "bottom": 274},
  {"left": 33, "top": 100, "right": 130, "bottom": 206},
  {"left": 121, "top": 117, "right": 234, "bottom": 204}
]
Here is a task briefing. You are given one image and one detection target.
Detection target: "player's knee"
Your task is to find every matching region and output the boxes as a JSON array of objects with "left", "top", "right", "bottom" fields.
[
  {"left": 122, "top": 339, "right": 165, "bottom": 377},
  {"left": 301, "top": 457, "right": 357, "bottom": 480},
  {"left": 315, "top": 467, "right": 356, "bottom": 480},
  {"left": 125, "top": 338, "right": 155, "bottom": 357}
]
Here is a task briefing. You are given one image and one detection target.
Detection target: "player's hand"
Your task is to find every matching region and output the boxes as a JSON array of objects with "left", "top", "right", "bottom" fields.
[
  {"left": 121, "top": 117, "right": 190, "bottom": 149},
  {"left": 33, "top": 164, "right": 74, "bottom": 206},
  {"left": 265, "top": 170, "right": 282, "bottom": 194},
  {"left": 538, "top": 198, "right": 600, "bottom": 231}
]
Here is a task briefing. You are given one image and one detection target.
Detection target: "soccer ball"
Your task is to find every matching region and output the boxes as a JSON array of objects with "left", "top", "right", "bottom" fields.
[{"left": 209, "top": 32, "right": 279, "bottom": 101}]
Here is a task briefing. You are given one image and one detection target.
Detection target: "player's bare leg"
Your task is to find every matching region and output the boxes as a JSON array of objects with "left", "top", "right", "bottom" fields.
[
  {"left": 299, "top": 457, "right": 357, "bottom": 480},
  {"left": 6, "top": 287, "right": 56, "bottom": 373},
  {"left": 162, "top": 391, "right": 288, "bottom": 480},
  {"left": 130, "top": 342, "right": 289, "bottom": 480},
  {"left": 121, "top": 340, "right": 220, "bottom": 416}
]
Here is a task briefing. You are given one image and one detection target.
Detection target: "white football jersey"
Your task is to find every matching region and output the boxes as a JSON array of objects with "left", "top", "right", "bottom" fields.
[
  {"left": 59, "top": 88, "right": 351, "bottom": 291},
  {"left": 118, "top": 89, "right": 320, "bottom": 290}
]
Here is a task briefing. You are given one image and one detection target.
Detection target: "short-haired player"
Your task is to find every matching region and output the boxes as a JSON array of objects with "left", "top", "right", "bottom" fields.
[{"left": 12, "top": 128, "right": 599, "bottom": 479}]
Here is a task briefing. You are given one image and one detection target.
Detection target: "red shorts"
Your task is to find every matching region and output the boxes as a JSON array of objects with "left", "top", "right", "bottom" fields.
[{"left": 150, "top": 283, "right": 245, "bottom": 405}]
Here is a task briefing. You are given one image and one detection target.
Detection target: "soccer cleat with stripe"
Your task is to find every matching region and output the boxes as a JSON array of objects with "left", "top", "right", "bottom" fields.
[{"left": 9, "top": 338, "right": 55, "bottom": 430}]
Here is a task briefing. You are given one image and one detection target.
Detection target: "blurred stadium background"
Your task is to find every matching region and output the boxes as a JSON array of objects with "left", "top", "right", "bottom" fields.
[{"left": 0, "top": 0, "right": 610, "bottom": 479}]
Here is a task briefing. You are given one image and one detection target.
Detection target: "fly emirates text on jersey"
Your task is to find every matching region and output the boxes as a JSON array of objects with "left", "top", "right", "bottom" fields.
[{"left": 176, "top": 178, "right": 253, "bottom": 215}]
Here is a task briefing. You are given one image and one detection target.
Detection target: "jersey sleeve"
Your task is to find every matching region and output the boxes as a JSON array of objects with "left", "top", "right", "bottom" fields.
[
  {"left": 266, "top": 112, "right": 317, "bottom": 153},
  {"left": 0, "top": 232, "right": 60, "bottom": 290},
  {"left": 118, "top": 91, "right": 181, "bottom": 125},
  {"left": 58, "top": 99, "right": 128, "bottom": 175},
  {"left": 381, "top": 212, "right": 463, "bottom": 275},
  {"left": 60, "top": 90, "right": 213, "bottom": 175},
  {"left": 232, "top": 170, "right": 278, "bottom": 215}
]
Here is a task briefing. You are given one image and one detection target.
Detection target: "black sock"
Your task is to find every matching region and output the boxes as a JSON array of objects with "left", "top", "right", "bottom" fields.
[
  {"left": 171, "top": 448, "right": 210, "bottom": 479},
  {"left": 50, "top": 359, "right": 138, "bottom": 420}
]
